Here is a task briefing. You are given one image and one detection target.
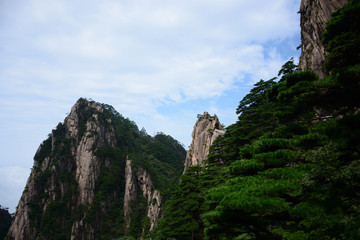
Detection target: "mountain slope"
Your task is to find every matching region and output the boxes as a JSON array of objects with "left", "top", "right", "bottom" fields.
[
  {"left": 150, "top": 1, "right": 360, "bottom": 239},
  {"left": 6, "top": 98, "right": 186, "bottom": 240}
]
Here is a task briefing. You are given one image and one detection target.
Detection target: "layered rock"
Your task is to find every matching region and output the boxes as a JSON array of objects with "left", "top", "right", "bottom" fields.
[
  {"left": 184, "top": 112, "right": 225, "bottom": 172},
  {"left": 299, "top": 0, "right": 348, "bottom": 78}
]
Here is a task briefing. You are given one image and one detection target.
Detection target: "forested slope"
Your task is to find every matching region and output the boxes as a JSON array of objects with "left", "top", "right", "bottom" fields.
[{"left": 150, "top": 1, "right": 360, "bottom": 239}]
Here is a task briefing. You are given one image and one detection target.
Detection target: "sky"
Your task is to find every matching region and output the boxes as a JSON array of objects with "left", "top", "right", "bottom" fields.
[{"left": 0, "top": 0, "right": 301, "bottom": 212}]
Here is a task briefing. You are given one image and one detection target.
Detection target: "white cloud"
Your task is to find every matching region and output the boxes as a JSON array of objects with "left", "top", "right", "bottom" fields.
[{"left": 1, "top": 43, "right": 285, "bottom": 114}]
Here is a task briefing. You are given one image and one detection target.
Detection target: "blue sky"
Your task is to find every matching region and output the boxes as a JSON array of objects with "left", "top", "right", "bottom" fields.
[{"left": 0, "top": 0, "right": 301, "bottom": 212}]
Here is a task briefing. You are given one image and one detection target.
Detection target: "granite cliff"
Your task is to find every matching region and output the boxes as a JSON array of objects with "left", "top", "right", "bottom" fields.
[
  {"left": 299, "top": 0, "right": 348, "bottom": 78},
  {"left": 6, "top": 98, "right": 185, "bottom": 240},
  {"left": 184, "top": 112, "right": 225, "bottom": 172},
  {"left": 123, "top": 157, "right": 163, "bottom": 235}
]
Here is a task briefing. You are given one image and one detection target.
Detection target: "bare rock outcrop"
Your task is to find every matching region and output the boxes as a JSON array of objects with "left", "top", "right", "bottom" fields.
[
  {"left": 184, "top": 112, "right": 225, "bottom": 172},
  {"left": 124, "top": 158, "right": 163, "bottom": 235},
  {"left": 299, "top": 0, "right": 348, "bottom": 78},
  {"left": 135, "top": 167, "right": 162, "bottom": 231},
  {"left": 124, "top": 157, "right": 138, "bottom": 234}
]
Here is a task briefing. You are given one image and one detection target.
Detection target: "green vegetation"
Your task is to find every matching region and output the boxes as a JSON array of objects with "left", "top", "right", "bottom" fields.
[
  {"left": 0, "top": 205, "right": 12, "bottom": 240},
  {"left": 128, "top": 191, "right": 149, "bottom": 239},
  {"left": 151, "top": 1, "right": 360, "bottom": 239},
  {"left": 151, "top": 166, "right": 204, "bottom": 240},
  {"left": 130, "top": 132, "right": 186, "bottom": 198}
]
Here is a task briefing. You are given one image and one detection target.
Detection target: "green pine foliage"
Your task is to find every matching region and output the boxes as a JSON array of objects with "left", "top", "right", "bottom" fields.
[
  {"left": 322, "top": 0, "right": 360, "bottom": 74},
  {"left": 151, "top": 1, "right": 360, "bottom": 239},
  {"left": 128, "top": 192, "right": 149, "bottom": 239},
  {"left": 151, "top": 166, "right": 204, "bottom": 240}
]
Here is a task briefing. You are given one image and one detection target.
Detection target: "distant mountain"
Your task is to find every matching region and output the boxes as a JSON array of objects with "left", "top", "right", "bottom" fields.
[{"left": 6, "top": 98, "right": 186, "bottom": 240}]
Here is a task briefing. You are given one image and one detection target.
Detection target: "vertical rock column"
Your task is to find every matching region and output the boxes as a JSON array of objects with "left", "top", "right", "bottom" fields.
[
  {"left": 184, "top": 112, "right": 225, "bottom": 173},
  {"left": 135, "top": 168, "right": 162, "bottom": 231},
  {"left": 123, "top": 157, "right": 137, "bottom": 234}
]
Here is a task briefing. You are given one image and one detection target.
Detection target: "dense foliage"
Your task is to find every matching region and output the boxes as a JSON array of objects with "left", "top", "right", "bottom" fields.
[
  {"left": 0, "top": 205, "right": 12, "bottom": 240},
  {"left": 151, "top": 1, "right": 360, "bottom": 239}
]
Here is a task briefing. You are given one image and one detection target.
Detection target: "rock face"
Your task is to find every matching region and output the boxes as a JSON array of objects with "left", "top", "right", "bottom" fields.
[
  {"left": 123, "top": 158, "right": 162, "bottom": 235},
  {"left": 6, "top": 98, "right": 185, "bottom": 240},
  {"left": 184, "top": 112, "right": 225, "bottom": 172},
  {"left": 124, "top": 158, "right": 137, "bottom": 234},
  {"left": 299, "top": 0, "right": 348, "bottom": 78},
  {"left": 7, "top": 99, "right": 114, "bottom": 240}
]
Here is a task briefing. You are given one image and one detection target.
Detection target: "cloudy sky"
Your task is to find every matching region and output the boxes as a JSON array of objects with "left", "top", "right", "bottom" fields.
[{"left": 0, "top": 0, "right": 301, "bottom": 212}]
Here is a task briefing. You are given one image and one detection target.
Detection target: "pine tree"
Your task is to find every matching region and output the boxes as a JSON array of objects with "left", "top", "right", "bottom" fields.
[{"left": 151, "top": 166, "right": 204, "bottom": 240}]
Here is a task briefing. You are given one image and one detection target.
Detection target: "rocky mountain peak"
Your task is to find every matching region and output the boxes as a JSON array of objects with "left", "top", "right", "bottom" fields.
[
  {"left": 184, "top": 112, "right": 225, "bottom": 172},
  {"left": 6, "top": 98, "right": 186, "bottom": 240}
]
